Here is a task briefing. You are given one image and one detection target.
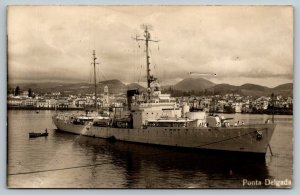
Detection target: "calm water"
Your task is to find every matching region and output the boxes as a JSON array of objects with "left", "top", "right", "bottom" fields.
[{"left": 7, "top": 110, "right": 293, "bottom": 188}]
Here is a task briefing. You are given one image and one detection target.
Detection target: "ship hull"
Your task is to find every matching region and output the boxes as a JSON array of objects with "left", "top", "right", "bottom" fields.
[{"left": 52, "top": 115, "right": 275, "bottom": 155}]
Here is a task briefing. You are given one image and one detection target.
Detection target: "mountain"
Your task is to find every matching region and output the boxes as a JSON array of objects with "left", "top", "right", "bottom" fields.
[
  {"left": 271, "top": 83, "right": 293, "bottom": 96},
  {"left": 98, "top": 79, "right": 127, "bottom": 94},
  {"left": 208, "top": 83, "right": 293, "bottom": 97},
  {"left": 173, "top": 78, "right": 215, "bottom": 92},
  {"left": 238, "top": 83, "right": 270, "bottom": 97},
  {"left": 240, "top": 84, "right": 269, "bottom": 91},
  {"left": 8, "top": 79, "right": 293, "bottom": 97},
  {"left": 272, "top": 83, "right": 293, "bottom": 91},
  {"left": 208, "top": 84, "right": 239, "bottom": 93},
  {"left": 8, "top": 82, "right": 83, "bottom": 94},
  {"left": 8, "top": 80, "right": 128, "bottom": 95},
  {"left": 99, "top": 79, "right": 124, "bottom": 87},
  {"left": 127, "top": 83, "right": 146, "bottom": 91}
]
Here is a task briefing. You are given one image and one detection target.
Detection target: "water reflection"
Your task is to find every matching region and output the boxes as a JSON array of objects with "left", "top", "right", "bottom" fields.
[{"left": 72, "top": 133, "right": 270, "bottom": 188}]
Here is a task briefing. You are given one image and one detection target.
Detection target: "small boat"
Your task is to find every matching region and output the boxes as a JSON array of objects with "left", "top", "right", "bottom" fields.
[{"left": 29, "top": 129, "right": 48, "bottom": 138}]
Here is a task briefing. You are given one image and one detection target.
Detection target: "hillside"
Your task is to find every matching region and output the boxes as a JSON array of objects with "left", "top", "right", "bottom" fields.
[
  {"left": 98, "top": 79, "right": 127, "bottom": 94},
  {"left": 208, "top": 84, "right": 239, "bottom": 93},
  {"left": 8, "top": 79, "right": 293, "bottom": 97},
  {"left": 238, "top": 83, "right": 269, "bottom": 97},
  {"left": 270, "top": 83, "right": 293, "bottom": 96},
  {"left": 209, "top": 83, "right": 293, "bottom": 97},
  {"left": 8, "top": 80, "right": 128, "bottom": 95},
  {"left": 273, "top": 83, "right": 293, "bottom": 91},
  {"left": 173, "top": 78, "right": 215, "bottom": 92},
  {"left": 240, "top": 83, "right": 269, "bottom": 91},
  {"left": 127, "top": 83, "right": 146, "bottom": 91}
]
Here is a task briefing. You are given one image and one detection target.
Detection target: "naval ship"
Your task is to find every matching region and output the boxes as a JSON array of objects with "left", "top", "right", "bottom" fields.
[{"left": 52, "top": 25, "right": 276, "bottom": 156}]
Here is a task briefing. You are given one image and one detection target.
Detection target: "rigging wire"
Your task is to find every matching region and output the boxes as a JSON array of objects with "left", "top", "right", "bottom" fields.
[
  {"left": 138, "top": 43, "right": 144, "bottom": 84},
  {"left": 8, "top": 163, "right": 106, "bottom": 176},
  {"left": 96, "top": 61, "right": 100, "bottom": 82},
  {"left": 89, "top": 62, "right": 92, "bottom": 84},
  {"left": 133, "top": 41, "right": 138, "bottom": 84},
  {"left": 149, "top": 43, "right": 160, "bottom": 85},
  {"left": 98, "top": 68, "right": 107, "bottom": 82}
]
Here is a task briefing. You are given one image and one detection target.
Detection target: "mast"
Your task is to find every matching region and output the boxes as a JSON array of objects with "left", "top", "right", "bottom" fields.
[
  {"left": 134, "top": 24, "right": 159, "bottom": 100},
  {"left": 271, "top": 93, "right": 275, "bottom": 123},
  {"left": 145, "top": 26, "right": 151, "bottom": 89},
  {"left": 92, "top": 50, "right": 99, "bottom": 110}
]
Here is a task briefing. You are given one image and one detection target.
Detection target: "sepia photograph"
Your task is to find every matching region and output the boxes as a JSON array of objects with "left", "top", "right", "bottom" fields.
[{"left": 7, "top": 5, "right": 293, "bottom": 188}]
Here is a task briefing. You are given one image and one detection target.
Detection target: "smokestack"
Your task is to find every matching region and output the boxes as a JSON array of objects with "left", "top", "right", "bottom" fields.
[{"left": 127, "top": 89, "right": 139, "bottom": 110}]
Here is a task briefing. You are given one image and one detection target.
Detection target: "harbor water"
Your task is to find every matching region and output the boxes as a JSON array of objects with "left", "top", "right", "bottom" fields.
[{"left": 7, "top": 110, "right": 293, "bottom": 188}]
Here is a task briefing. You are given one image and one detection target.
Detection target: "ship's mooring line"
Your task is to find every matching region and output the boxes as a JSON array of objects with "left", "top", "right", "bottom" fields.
[
  {"left": 268, "top": 144, "right": 273, "bottom": 156},
  {"left": 8, "top": 163, "right": 104, "bottom": 176},
  {"left": 196, "top": 129, "right": 266, "bottom": 148}
]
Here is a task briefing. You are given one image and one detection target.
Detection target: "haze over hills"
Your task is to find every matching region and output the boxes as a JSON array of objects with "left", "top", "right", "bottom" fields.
[{"left": 8, "top": 78, "right": 293, "bottom": 97}]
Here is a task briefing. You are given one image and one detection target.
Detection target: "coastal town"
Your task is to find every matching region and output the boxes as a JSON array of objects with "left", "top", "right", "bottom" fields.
[{"left": 7, "top": 85, "right": 293, "bottom": 115}]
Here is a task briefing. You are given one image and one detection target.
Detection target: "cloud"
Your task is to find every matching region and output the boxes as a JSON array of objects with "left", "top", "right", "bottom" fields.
[{"left": 7, "top": 5, "right": 293, "bottom": 87}]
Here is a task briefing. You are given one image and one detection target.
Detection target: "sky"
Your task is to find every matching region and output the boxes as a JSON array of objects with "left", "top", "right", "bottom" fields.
[{"left": 7, "top": 5, "right": 293, "bottom": 87}]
